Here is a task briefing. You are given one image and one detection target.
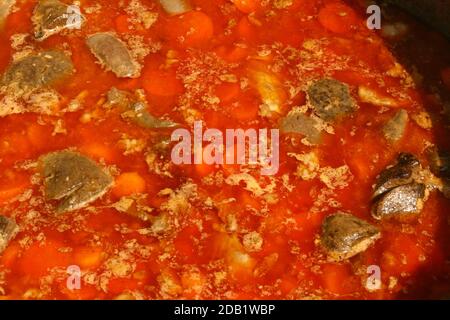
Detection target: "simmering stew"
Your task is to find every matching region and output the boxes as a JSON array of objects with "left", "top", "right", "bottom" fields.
[{"left": 0, "top": 0, "right": 449, "bottom": 299}]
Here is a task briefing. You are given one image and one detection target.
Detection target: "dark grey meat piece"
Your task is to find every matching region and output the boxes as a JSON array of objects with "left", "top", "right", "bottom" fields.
[
  {"left": 307, "top": 78, "right": 355, "bottom": 122},
  {"left": 106, "top": 87, "right": 129, "bottom": 108},
  {"left": 371, "top": 153, "right": 439, "bottom": 220},
  {"left": 86, "top": 33, "right": 139, "bottom": 78},
  {"left": 0, "top": 216, "right": 19, "bottom": 254},
  {"left": 279, "top": 109, "right": 321, "bottom": 145},
  {"left": 372, "top": 183, "right": 426, "bottom": 220},
  {"left": 40, "top": 150, "right": 113, "bottom": 213},
  {"left": 373, "top": 153, "right": 421, "bottom": 199},
  {"left": 1, "top": 50, "right": 73, "bottom": 91},
  {"left": 106, "top": 87, "right": 177, "bottom": 129},
  {"left": 382, "top": 109, "right": 409, "bottom": 143},
  {"left": 320, "top": 212, "right": 380, "bottom": 261},
  {"left": 128, "top": 102, "right": 178, "bottom": 129},
  {"left": 32, "top": 0, "right": 85, "bottom": 41}
]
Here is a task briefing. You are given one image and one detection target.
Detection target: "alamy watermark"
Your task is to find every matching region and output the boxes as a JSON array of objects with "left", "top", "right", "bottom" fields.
[
  {"left": 366, "top": 265, "right": 382, "bottom": 291},
  {"left": 171, "top": 121, "right": 280, "bottom": 176},
  {"left": 367, "top": 4, "right": 381, "bottom": 30},
  {"left": 66, "top": 265, "right": 81, "bottom": 290},
  {"left": 63, "top": 5, "right": 83, "bottom": 30}
]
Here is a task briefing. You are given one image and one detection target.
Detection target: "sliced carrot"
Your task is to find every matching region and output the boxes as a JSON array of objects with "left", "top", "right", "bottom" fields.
[
  {"left": 318, "top": 3, "right": 358, "bottom": 34},
  {"left": 174, "top": 226, "right": 201, "bottom": 263},
  {"left": 165, "top": 11, "right": 214, "bottom": 48},
  {"left": 382, "top": 234, "right": 425, "bottom": 275},
  {"left": 236, "top": 16, "right": 257, "bottom": 40},
  {"left": 0, "top": 243, "right": 21, "bottom": 268},
  {"left": 0, "top": 132, "right": 32, "bottom": 158},
  {"left": 292, "top": 211, "right": 324, "bottom": 239},
  {"left": 231, "top": 0, "right": 258, "bottom": 14},
  {"left": 142, "top": 67, "right": 184, "bottom": 97},
  {"left": 74, "top": 247, "right": 104, "bottom": 269},
  {"left": 203, "top": 109, "right": 226, "bottom": 128},
  {"left": 345, "top": 138, "right": 384, "bottom": 182},
  {"left": 279, "top": 275, "right": 297, "bottom": 295},
  {"left": 441, "top": 67, "right": 450, "bottom": 90},
  {"left": 27, "top": 123, "right": 51, "bottom": 150},
  {"left": 230, "top": 99, "right": 259, "bottom": 121},
  {"left": 215, "top": 45, "right": 250, "bottom": 63},
  {"left": 227, "top": 46, "right": 250, "bottom": 62},
  {"left": 0, "top": 171, "right": 30, "bottom": 203},
  {"left": 80, "top": 143, "right": 115, "bottom": 163},
  {"left": 347, "top": 152, "right": 371, "bottom": 182},
  {"left": 239, "top": 190, "right": 261, "bottom": 210},
  {"left": 113, "top": 172, "right": 146, "bottom": 197},
  {"left": 18, "top": 240, "right": 71, "bottom": 277},
  {"left": 0, "top": 184, "right": 27, "bottom": 203},
  {"left": 321, "top": 263, "right": 352, "bottom": 295},
  {"left": 195, "top": 162, "right": 216, "bottom": 177},
  {"left": 215, "top": 82, "right": 241, "bottom": 104},
  {"left": 115, "top": 14, "right": 130, "bottom": 33}
]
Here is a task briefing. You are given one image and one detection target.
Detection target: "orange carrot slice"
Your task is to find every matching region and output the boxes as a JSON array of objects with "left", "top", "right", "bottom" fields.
[
  {"left": 215, "top": 82, "right": 241, "bottom": 104},
  {"left": 115, "top": 14, "right": 130, "bottom": 33},
  {"left": 113, "top": 172, "right": 146, "bottom": 197},
  {"left": 231, "top": 0, "right": 258, "bottom": 14},
  {"left": 318, "top": 3, "right": 358, "bottom": 34},
  {"left": 80, "top": 143, "right": 115, "bottom": 163},
  {"left": 142, "top": 67, "right": 184, "bottom": 97},
  {"left": 165, "top": 11, "right": 214, "bottom": 47}
]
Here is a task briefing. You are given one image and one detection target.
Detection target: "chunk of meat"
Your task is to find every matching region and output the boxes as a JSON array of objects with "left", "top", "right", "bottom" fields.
[
  {"left": 372, "top": 183, "right": 426, "bottom": 220},
  {"left": 40, "top": 151, "right": 113, "bottom": 213},
  {"left": 106, "top": 87, "right": 177, "bottom": 129},
  {"left": 372, "top": 153, "right": 421, "bottom": 199},
  {"left": 158, "top": 0, "right": 192, "bottom": 15},
  {"left": 126, "top": 102, "right": 178, "bottom": 128},
  {"left": 0, "top": 215, "right": 19, "bottom": 254},
  {"left": 0, "top": 0, "right": 15, "bottom": 27},
  {"left": 320, "top": 212, "right": 380, "bottom": 261},
  {"left": 86, "top": 33, "right": 140, "bottom": 78},
  {"left": 106, "top": 87, "right": 129, "bottom": 107},
  {"left": 307, "top": 78, "right": 355, "bottom": 122},
  {"left": 280, "top": 109, "right": 321, "bottom": 145},
  {"left": 1, "top": 50, "right": 73, "bottom": 92},
  {"left": 371, "top": 153, "right": 438, "bottom": 220},
  {"left": 358, "top": 86, "right": 399, "bottom": 107},
  {"left": 32, "top": 0, "right": 85, "bottom": 41},
  {"left": 248, "top": 64, "right": 285, "bottom": 115},
  {"left": 382, "top": 109, "right": 409, "bottom": 143}
]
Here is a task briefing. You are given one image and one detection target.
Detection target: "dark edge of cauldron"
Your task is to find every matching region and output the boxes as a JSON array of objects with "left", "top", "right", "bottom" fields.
[{"left": 383, "top": 0, "right": 450, "bottom": 40}]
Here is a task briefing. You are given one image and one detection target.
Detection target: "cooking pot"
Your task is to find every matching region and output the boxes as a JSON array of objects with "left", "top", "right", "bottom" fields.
[{"left": 385, "top": 0, "right": 450, "bottom": 39}]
